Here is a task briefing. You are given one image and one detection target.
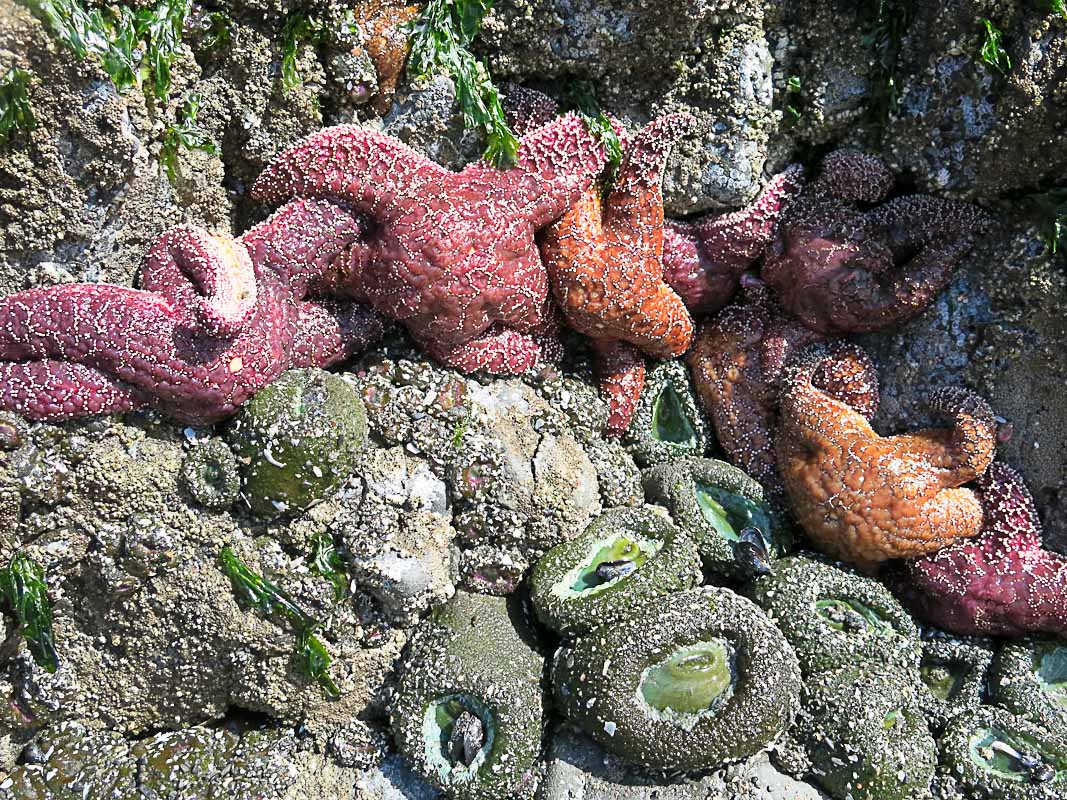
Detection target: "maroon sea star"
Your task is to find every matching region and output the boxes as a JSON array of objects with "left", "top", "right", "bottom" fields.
[
  {"left": 661, "top": 164, "right": 805, "bottom": 316},
  {"left": 252, "top": 115, "right": 615, "bottom": 375},
  {"left": 896, "top": 462, "right": 1067, "bottom": 637},
  {"left": 686, "top": 276, "right": 878, "bottom": 497},
  {"left": 0, "top": 199, "right": 382, "bottom": 423},
  {"left": 760, "top": 149, "right": 991, "bottom": 334}
]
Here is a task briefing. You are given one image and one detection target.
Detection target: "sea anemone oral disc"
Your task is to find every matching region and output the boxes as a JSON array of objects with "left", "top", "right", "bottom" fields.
[
  {"left": 637, "top": 638, "right": 737, "bottom": 730},
  {"left": 423, "top": 695, "right": 495, "bottom": 782}
]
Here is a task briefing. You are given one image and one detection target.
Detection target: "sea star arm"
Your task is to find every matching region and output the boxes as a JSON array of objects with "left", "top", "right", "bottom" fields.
[
  {"left": 825, "top": 195, "right": 992, "bottom": 331},
  {"left": 250, "top": 125, "right": 446, "bottom": 220},
  {"left": 604, "top": 113, "right": 697, "bottom": 234},
  {"left": 288, "top": 300, "right": 385, "bottom": 370},
  {"left": 502, "top": 83, "right": 562, "bottom": 136},
  {"left": 589, "top": 338, "right": 646, "bottom": 437},
  {"left": 138, "top": 227, "right": 257, "bottom": 338},
  {"left": 813, "top": 150, "right": 894, "bottom": 203},
  {"left": 919, "top": 387, "right": 997, "bottom": 486},
  {"left": 416, "top": 324, "right": 555, "bottom": 375},
  {"left": 503, "top": 113, "right": 617, "bottom": 229},
  {"left": 0, "top": 360, "right": 147, "bottom": 420},
  {"left": 662, "top": 165, "right": 805, "bottom": 315},
  {"left": 240, "top": 198, "right": 370, "bottom": 301}
]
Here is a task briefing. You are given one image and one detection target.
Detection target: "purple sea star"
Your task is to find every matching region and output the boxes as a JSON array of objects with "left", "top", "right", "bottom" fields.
[
  {"left": 251, "top": 116, "right": 615, "bottom": 375},
  {"left": 661, "top": 165, "right": 805, "bottom": 316},
  {"left": 761, "top": 150, "right": 991, "bottom": 334},
  {"left": 896, "top": 462, "right": 1067, "bottom": 638},
  {"left": 0, "top": 199, "right": 383, "bottom": 424}
]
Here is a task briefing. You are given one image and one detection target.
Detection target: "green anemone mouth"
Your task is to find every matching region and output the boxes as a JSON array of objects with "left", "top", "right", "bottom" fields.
[
  {"left": 1035, "top": 643, "right": 1067, "bottom": 710},
  {"left": 637, "top": 638, "right": 737, "bottom": 730},
  {"left": 921, "top": 658, "right": 967, "bottom": 701},
  {"left": 694, "top": 483, "right": 774, "bottom": 545},
  {"left": 651, "top": 383, "right": 697, "bottom": 446},
  {"left": 422, "top": 694, "right": 495, "bottom": 783},
  {"left": 967, "top": 727, "right": 1065, "bottom": 782},
  {"left": 815, "top": 597, "right": 896, "bottom": 636},
  {"left": 556, "top": 534, "right": 662, "bottom": 597}
]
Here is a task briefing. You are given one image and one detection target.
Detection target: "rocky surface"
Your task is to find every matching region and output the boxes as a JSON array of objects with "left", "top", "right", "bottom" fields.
[{"left": 0, "top": 0, "right": 1065, "bottom": 797}]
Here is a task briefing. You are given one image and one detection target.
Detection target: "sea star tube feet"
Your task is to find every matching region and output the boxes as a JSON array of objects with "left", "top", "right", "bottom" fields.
[
  {"left": 686, "top": 278, "right": 877, "bottom": 497},
  {"left": 0, "top": 199, "right": 383, "bottom": 424},
  {"left": 896, "top": 462, "right": 1067, "bottom": 637},
  {"left": 775, "top": 343, "right": 997, "bottom": 571},
  {"left": 661, "top": 164, "right": 805, "bottom": 316},
  {"left": 761, "top": 150, "right": 991, "bottom": 334},
  {"left": 252, "top": 117, "right": 616, "bottom": 374}
]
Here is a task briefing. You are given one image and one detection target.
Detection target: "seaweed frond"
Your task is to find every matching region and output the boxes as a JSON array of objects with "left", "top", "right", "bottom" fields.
[
  {"left": 978, "top": 18, "right": 1011, "bottom": 75},
  {"left": 160, "top": 92, "right": 218, "bottom": 185},
  {"left": 24, "top": 0, "right": 188, "bottom": 102},
  {"left": 1031, "top": 188, "right": 1067, "bottom": 255},
  {"left": 0, "top": 67, "right": 36, "bottom": 146},
  {"left": 308, "top": 531, "right": 349, "bottom": 601},
  {"left": 405, "top": 0, "right": 519, "bottom": 167},
  {"left": 564, "top": 79, "right": 622, "bottom": 176},
  {"left": 219, "top": 545, "right": 339, "bottom": 697},
  {"left": 862, "top": 0, "right": 911, "bottom": 122},
  {"left": 0, "top": 552, "right": 59, "bottom": 673}
]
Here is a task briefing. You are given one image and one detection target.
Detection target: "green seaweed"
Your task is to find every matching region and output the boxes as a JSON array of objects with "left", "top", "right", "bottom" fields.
[
  {"left": 160, "top": 92, "right": 218, "bottom": 185},
  {"left": 564, "top": 79, "right": 622, "bottom": 176},
  {"left": 279, "top": 9, "right": 329, "bottom": 93},
  {"left": 978, "top": 18, "right": 1011, "bottom": 75},
  {"left": 219, "top": 545, "right": 339, "bottom": 697},
  {"left": 195, "top": 10, "right": 232, "bottom": 52},
  {"left": 1030, "top": 188, "right": 1067, "bottom": 255},
  {"left": 0, "top": 67, "right": 35, "bottom": 146},
  {"left": 1054, "top": 0, "right": 1067, "bottom": 21},
  {"left": 308, "top": 530, "right": 349, "bottom": 601},
  {"left": 861, "top": 0, "right": 911, "bottom": 121},
  {"left": 25, "top": 0, "right": 187, "bottom": 102},
  {"left": 0, "top": 552, "right": 59, "bottom": 673},
  {"left": 782, "top": 74, "right": 802, "bottom": 126},
  {"left": 405, "top": 0, "right": 519, "bottom": 167}
]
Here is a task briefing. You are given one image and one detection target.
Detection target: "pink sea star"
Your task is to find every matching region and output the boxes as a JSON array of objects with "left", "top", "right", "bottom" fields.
[
  {"left": 761, "top": 150, "right": 991, "bottom": 334},
  {"left": 896, "top": 462, "right": 1067, "bottom": 637},
  {"left": 251, "top": 115, "right": 615, "bottom": 375},
  {"left": 686, "top": 276, "right": 878, "bottom": 498},
  {"left": 661, "top": 164, "right": 805, "bottom": 316},
  {"left": 0, "top": 199, "right": 383, "bottom": 424}
]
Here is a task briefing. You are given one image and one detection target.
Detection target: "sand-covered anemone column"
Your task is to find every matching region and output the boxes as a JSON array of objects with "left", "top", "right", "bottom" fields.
[
  {"left": 750, "top": 555, "right": 922, "bottom": 677},
  {"left": 529, "top": 507, "right": 701, "bottom": 637},
  {"left": 642, "top": 456, "right": 792, "bottom": 580},
  {"left": 552, "top": 586, "right": 801, "bottom": 772},
  {"left": 389, "top": 591, "right": 546, "bottom": 800},
  {"left": 799, "top": 665, "right": 937, "bottom": 800}
]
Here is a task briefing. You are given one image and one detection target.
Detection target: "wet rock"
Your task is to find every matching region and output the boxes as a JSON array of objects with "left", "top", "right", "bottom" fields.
[
  {"left": 885, "top": 3, "right": 1067, "bottom": 198},
  {"left": 481, "top": 0, "right": 776, "bottom": 212},
  {"left": 537, "top": 727, "right": 826, "bottom": 800}
]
